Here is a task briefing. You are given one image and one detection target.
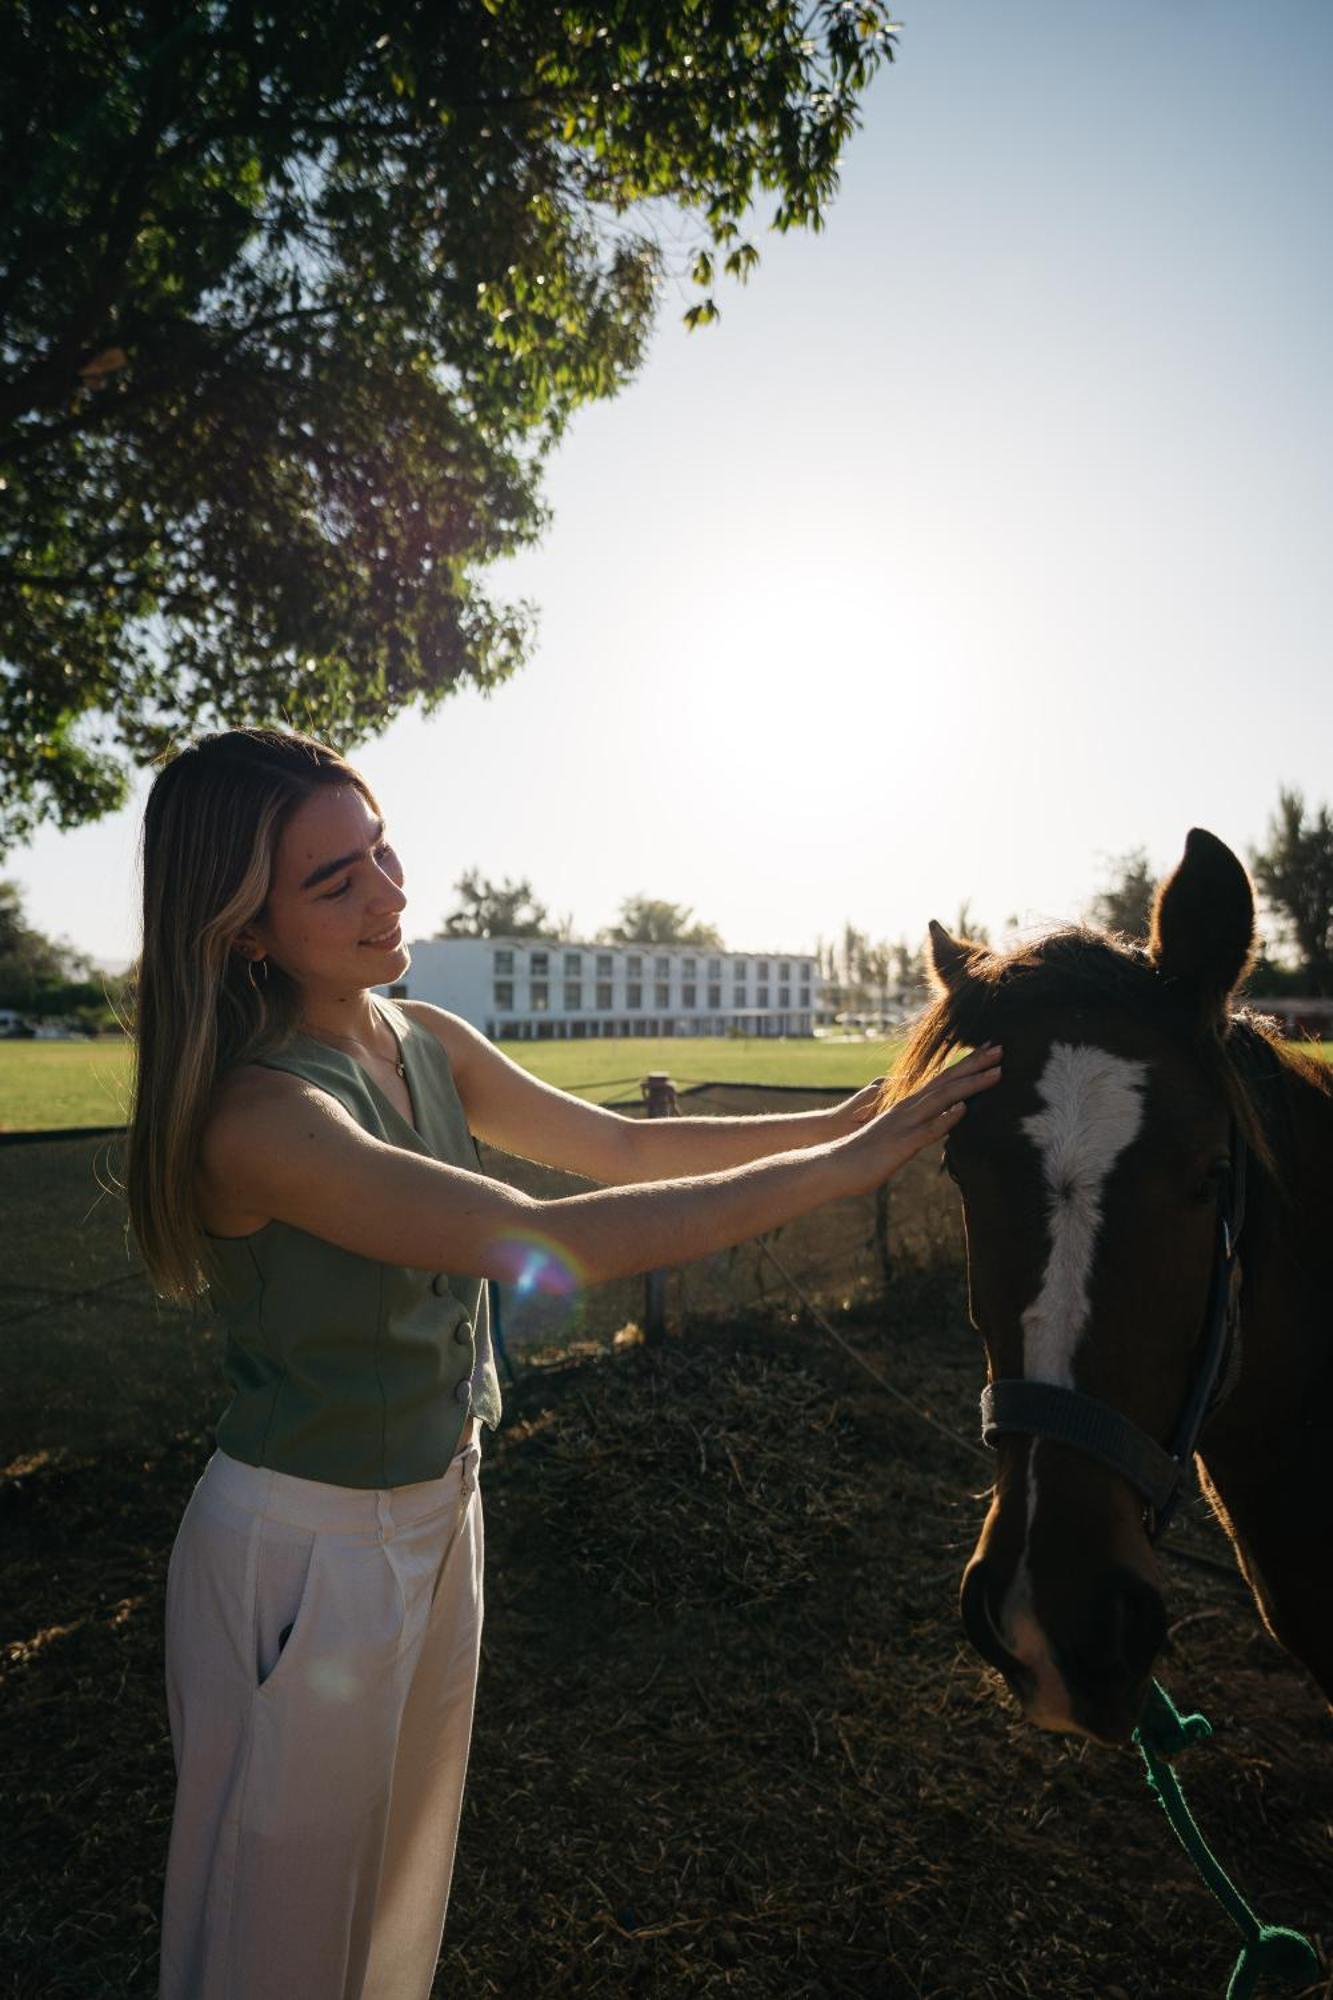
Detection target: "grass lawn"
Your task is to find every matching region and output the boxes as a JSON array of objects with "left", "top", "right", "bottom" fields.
[
  {"left": 0, "top": 1033, "right": 904, "bottom": 1132},
  {"left": 3, "top": 1030, "right": 1330, "bottom": 1134}
]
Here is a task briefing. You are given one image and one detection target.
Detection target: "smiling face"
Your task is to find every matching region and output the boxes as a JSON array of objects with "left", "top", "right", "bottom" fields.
[
  {"left": 949, "top": 1002, "right": 1233, "bottom": 1741},
  {"left": 234, "top": 783, "right": 410, "bottom": 1003}
]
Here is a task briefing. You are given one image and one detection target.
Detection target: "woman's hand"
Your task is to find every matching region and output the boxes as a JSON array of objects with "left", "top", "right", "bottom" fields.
[
  {"left": 834, "top": 1044, "right": 1001, "bottom": 1196},
  {"left": 836, "top": 1076, "right": 891, "bottom": 1136}
]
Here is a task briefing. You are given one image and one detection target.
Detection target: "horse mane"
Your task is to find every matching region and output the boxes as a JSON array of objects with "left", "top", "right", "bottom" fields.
[{"left": 886, "top": 925, "right": 1332, "bottom": 1183}]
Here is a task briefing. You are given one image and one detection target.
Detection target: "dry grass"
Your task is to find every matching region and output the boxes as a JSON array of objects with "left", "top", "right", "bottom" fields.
[{"left": 2, "top": 1137, "right": 1330, "bottom": 1997}]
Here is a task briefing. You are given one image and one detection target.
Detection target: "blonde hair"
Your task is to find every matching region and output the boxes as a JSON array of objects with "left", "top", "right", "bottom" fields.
[{"left": 125, "top": 727, "right": 379, "bottom": 1305}]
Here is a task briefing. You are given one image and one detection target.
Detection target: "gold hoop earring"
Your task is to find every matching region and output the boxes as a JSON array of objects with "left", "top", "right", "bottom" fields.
[{"left": 245, "top": 956, "right": 269, "bottom": 991}]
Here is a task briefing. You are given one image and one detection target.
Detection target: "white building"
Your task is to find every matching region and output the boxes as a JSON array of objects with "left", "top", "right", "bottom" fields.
[{"left": 382, "top": 937, "right": 821, "bottom": 1041}]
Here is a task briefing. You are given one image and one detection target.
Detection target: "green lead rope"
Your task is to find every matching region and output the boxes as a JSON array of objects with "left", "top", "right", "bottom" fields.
[{"left": 1133, "top": 1681, "right": 1319, "bottom": 1998}]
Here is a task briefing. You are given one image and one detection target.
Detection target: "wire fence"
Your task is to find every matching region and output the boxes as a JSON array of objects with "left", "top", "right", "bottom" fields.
[
  {"left": 478, "top": 1079, "right": 966, "bottom": 1363},
  {"left": 0, "top": 1080, "right": 968, "bottom": 1384}
]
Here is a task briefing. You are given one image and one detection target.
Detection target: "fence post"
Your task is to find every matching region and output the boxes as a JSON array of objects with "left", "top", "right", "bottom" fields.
[{"left": 641, "top": 1071, "right": 676, "bottom": 1345}]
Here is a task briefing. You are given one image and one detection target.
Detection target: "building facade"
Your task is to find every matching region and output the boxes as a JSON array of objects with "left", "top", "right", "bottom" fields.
[{"left": 383, "top": 937, "right": 820, "bottom": 1040}]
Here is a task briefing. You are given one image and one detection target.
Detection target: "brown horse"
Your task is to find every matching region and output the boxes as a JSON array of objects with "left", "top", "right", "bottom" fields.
[{"left": 883, "top": 828, "right": 1333, "bottom": 1744}]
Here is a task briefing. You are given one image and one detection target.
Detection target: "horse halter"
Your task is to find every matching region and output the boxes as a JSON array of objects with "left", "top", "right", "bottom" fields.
[{"left": 978, "top": 1122, "right": 1247, "bottom": 1544}]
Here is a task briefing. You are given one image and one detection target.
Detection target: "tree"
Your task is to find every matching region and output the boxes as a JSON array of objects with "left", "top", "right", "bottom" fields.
[
  {"left": 0, "top": 877, "right": 97, "bottom": 1007},
  {"left": 0, "top": 2, "right": 897, "bottom": 850},
  {"left": 953, "top": 900, "right": 990, "bottom": 947},
  {"left": 436, "top": 869, "right": 552, "bottom": 939},
  {"left": 600, "top": 896, "right": 722, "bottom": 947},
  {"left": 1251, "top": 788, "right": 1333, "bottom": 995},
  {"left": 1088, "top": 847, "right": 1157, "bottom": 941},
  {"left": 889, "top": 937, "right": 928, "bottom": 1007}
]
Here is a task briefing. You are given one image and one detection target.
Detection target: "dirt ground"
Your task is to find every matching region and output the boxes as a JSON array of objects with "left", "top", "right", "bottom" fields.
[{"left": 1, "top": 1137, "right": 1331, "bottom": 1997}]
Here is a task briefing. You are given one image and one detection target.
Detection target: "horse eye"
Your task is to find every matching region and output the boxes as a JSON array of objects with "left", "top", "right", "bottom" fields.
[{"left": 1195, "top": 1160, "right": 1229, "bottom": 1202}]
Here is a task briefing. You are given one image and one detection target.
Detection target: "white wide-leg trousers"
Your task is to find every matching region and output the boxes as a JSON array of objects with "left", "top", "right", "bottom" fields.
[{"left": 159, "top": 1435, "right": 484, "bottom": 2000}]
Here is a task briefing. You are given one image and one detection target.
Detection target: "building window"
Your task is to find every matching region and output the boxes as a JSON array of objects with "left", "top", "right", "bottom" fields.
[
  {"left": 682, "top": 984, "right": 696, "bottom": 1007},
  {"left": 493, "top": 948, "right": 514, "bottom": 975},
  {"left": 654, "top": 955, "right": 669, "bottom": 977},
  {"left": 757, "top": 960, "right": 769, "bottom": 980},
  {"left": 564, "top": 952, "right": 581, "bottom": 975},
  {"left": 596, "top": 953, "right": 613, "bottom": 977},
  {"left": 800, "top": 985, "right": 811, "bottom": 1007},
  {"left": 733, "top": 960, "right": 747, "bottom": 977},
  {"left": 734, "top": 984, "right": 747, "bottom": 1006},
  {"left": 627, "top": 954, "right": 642, "bottom": 976},
  {"left": 627, "top": 983, "right": 642, "bottom": 1009},
  {"left": 654, "top": 982, "right": 670, "bottom": 1008},
  {"left": 779, "top": 986, "right": 791, "bottom": 1008},
  {"left": 531, "top": 981, "right": 549, "bottom": 1011},
  {"left": 682, "top": 957, "right": 696, "bottom": 978},
  {"left": 708, "top": 983, "right": 721, "bottom": 1008},
  {"left": 530, "top": 950, "right": 549, "bottom": 976},
  {"left": 758, "top": 985, "right": 770, "bottom": 1008},
  {"left": 596, "top": 982, "right": 612, "bottom": 1010},
  {"left": 564, "top": 982, "right": 582, "bottom": 1010},
  {"left": 780, "top": 961, "right": 791, "bottom": 980},
  {"left": 494, "top": 980, "right": 513, "bottom": 1009}
]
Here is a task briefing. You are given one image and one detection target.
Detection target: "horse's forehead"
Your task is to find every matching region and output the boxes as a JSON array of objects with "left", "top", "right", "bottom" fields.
[{"left": 990, "top": 1013, "right": 1216, "bottom": 1142}]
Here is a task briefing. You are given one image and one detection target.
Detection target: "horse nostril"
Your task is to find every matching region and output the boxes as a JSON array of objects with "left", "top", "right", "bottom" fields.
[
  {"left": 1063, "top": 1570, "right": 1167, "bottom": 1691},
  {"left": 961, "top": 1558, "right": 1023, "bottom": 1678},
  {"left": 1108, "top": 1572, "right": 1168, "bottom": 1682}
]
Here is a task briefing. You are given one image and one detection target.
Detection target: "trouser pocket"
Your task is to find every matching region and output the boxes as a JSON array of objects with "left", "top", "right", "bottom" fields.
[{"left": 252, "top": 1520, "right": 319, "bottom": 1694}]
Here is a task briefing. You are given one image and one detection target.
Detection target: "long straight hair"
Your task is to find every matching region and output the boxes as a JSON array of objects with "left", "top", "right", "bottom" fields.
[{"left": 126, "top": 728, "right": 380, "bottom": 1306}]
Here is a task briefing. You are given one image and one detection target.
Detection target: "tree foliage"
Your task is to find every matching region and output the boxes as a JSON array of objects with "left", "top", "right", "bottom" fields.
[
  {"left": 1251, "top": 787, "right": 1333, "bottom": 995},
  {"left": 0, "top": 0, "right": 897, "bottom": 849},
  {"left": 600, "top": 895, "right": 721, "bottom": 947},
  {"left": 1088, "top": 846, "right": 1157, "bottom": 942},
  {"left": 0, "top": 877, "right": 98, "bottom": 1008},
  {"left": 435, "top": 868, "right": 562, "bottom": 938}
]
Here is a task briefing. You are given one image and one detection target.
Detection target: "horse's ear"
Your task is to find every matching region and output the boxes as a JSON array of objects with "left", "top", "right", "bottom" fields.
[
  {"left": 1148, "top": 828, "right": 1255, "bottom": 1020},
  {"left": 927, "top": 918, "right": 985, "bottom": 994}
]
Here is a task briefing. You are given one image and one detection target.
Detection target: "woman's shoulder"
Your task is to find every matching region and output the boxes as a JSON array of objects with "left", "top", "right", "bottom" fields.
[
  {"left": 207, "top": 1055, "right": 303, "bottom": 1122},
  {"left": 196, "top": 1064, "right": 308, "bottom": 1200},
  {"left": 196, "top": 1062, "right": 314, "bottom": 1236},
  {"left": 395, "top": 998, "right": 472, "bottom": 1080}
]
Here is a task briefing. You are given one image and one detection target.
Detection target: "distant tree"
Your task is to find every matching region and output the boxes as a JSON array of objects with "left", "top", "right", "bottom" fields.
[
  {"left": 436, "top": 870, "right": 550, "bottom": 939},
  {"left": 0, "top": 878, "right": 96, "bottom": 1007},
  {"left": 954, "top": 900, "right": 990, "bottom": 947},
  {"left": 889, "top": 937, "right": 929, "bottom": 1007},
  {"left": 1243, "top": 948, "right": 1308, "bottom": 1000},
  {"left": 0, "top": 1, "right": 897, "bottom": 850},
  {"left": 1251, "top": 788, "right": 1333, "bottom": 994},
  {"left": 1088, "top": 847, "right": 1157, "bottom": 941},
  {"left": 600, "top": 896, "right": 722, "bottom": 948}
]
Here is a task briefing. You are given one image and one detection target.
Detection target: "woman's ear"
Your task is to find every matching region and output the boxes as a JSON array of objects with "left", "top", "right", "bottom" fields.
[
  {"left": 927, "top": 918, "right": 986, "bottom": 994},
  {"left": 1148, "top": 828, "right": 1255, "bottom": 1023}
]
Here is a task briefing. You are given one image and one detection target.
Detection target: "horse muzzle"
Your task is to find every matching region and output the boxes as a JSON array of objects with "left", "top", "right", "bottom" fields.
[{"left": 961, "top": 1555, "right": 1168, "bottom": 1745}]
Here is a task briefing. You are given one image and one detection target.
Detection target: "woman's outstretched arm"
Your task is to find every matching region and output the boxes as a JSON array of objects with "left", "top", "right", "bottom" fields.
[{"left": 200, "top": 1048, "right": 999, "bottom": 1290}]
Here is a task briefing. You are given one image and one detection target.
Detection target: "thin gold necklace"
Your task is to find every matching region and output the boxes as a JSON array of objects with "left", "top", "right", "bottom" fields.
[{"left": 305, "top": 1020, "right": 406, "bottom": 1078}]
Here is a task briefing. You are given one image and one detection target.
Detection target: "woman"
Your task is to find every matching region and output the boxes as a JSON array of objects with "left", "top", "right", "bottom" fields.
[{"left": 127, "top": 725, "right": 1000, "bottom": 2000}]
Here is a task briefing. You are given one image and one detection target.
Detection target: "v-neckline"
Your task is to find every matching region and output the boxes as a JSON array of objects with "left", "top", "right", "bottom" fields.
[{"left": 296, "top": 996, "right": 423, "bottom": 1141}]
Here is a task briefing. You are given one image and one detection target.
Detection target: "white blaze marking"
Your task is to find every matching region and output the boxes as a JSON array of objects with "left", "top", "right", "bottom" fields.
[
  {"left": 1019, "top": 1042, "right": 1149, "bottom": 1387},
  {"left": 1000, "top": 1042, "right": 1148, "bottom": 1726}
]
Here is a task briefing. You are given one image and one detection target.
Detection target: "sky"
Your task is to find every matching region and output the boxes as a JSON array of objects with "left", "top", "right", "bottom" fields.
[{"left": 12, "top": 0, "right": 1333, "bottom": 972}]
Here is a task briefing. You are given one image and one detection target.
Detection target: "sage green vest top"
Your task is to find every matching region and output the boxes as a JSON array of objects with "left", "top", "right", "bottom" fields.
[{"left": 204, "top": 995, "right": 502, "bottom": 1488}]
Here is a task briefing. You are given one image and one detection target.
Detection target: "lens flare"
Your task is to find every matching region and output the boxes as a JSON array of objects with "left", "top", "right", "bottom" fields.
[{"left": 491, "top": 1229, "right": 586, "bottom": 1299}]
